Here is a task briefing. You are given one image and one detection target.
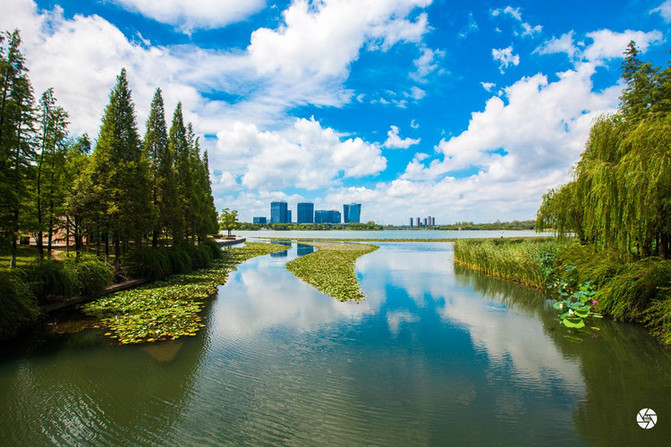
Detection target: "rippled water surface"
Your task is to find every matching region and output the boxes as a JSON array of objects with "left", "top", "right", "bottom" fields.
[{"left": 1, "top": 242, "right": 670, "bottom": 446}]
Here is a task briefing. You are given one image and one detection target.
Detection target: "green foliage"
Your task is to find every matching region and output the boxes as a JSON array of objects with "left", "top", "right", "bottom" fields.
[
  {"left": 200, "top": 238, "right": 222, "bottom": 260},
  {"left": 0, "top": 30, "right": 37, "bottom": 267},
  {"left": 89, "top": 68, "right": 154, "bottom": 263},
  {"left": 595, "top": 258, "right": 671, "bottom": 322},
  {"left": 68, "top": 256, "right": 113, "bottom": 297},
  {"left": 536, "top": 43, "right": 671, "bottom": 259},
  {"left": 23, "top": 258, "right": 78, "bottom": 303},
  {"left": 644, "top": 290, "right": 671, "bottom": 345},
  {"left": 83, "top": 242, "right": 289, "bottom": 344},
  {"left": 453, "top": 239, "right": 558, "bottom": 288},
  {"left": 0, "top": 270, "right": 37, "bottom": 339},
  {"left": 219, "top": 207, "right": 239, "bottom": 236},
  {"left": 167, "top": 246, "right": 192, "bottom": 275},
  {"left": 285, "top": 242, "right": 379, "bottom": 301},
  {"left": 126, "top": 246, "right": 171, "bottom": 280}
]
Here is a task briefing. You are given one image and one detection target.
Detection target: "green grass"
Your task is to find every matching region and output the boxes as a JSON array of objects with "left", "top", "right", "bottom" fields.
[
  {"left": 285, "top": 242, "right": 379, "bottom": 301},
  {"left": 0, "top": 245, "right": 42, "bottom": 270},
  {"left": 453, "top": 238, "right": 558, "bottom": 288},
  {"left": 82, "top": 242, "right": 288, "bottom": 344}
]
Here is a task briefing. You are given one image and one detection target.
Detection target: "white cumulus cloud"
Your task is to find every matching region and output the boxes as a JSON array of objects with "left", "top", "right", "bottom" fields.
[
  {"left": 383, "top": 125, "right": 420, "bottom": 149},
  {"left": 492, "top": 46, "right": 520, "bottom": 73},
  {"left": 108, "top": 0, "right": 266, "bottom": 32},
  {"left": 214, "top": 117, "right": 386, "bottom": 191}
]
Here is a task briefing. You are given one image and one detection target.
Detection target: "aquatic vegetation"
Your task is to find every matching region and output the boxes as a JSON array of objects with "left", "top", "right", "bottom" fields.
[
  {"left": 83, "top": 242, "right": 288, "bottom": 344},
  {"left": 453, "top": 238, "right": 557, "bottom": 288},
  {"left": 285, "top": 242, "right": 378, "bottom": 301}
]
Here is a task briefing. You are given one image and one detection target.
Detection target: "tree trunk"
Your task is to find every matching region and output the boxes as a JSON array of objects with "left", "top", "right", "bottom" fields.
[
  {"left": 65, "top": 216, "right": 70, "bottom": 257},
  {"left": 661, "top": 233, "right": 670, "bottom": 260},
  {"left": 114, "top": 234, "right": 121, "bottom": 271}
]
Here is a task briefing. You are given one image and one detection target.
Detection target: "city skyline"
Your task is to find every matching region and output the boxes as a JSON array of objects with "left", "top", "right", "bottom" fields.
[
  {"left": 263, "top": 201, "right": 361, "bottom": 224},
  {"left": 4, "top": 1, "right": 671, "bottom": 224}
]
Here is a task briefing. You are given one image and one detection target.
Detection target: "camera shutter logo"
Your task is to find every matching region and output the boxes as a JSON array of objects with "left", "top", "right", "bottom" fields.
[{"left": 637, "top": 408, "right": 657, "bottom": 429}]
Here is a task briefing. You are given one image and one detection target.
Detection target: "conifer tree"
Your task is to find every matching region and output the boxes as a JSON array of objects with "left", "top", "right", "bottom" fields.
[
  {"left": 143, "top": 88, "right": 176, "bottom": 246},
  {"left": 168, "top": 102, "right": 190, "bottom": 242},
  {"left": 35, "top": 88, "right": 69, "bottom": 257},
  {"left": 0, "top": 30, "right": 36, "bottom": 268},
  {"left": 90, "top": 68, "right": 153, "bottom": 268}
]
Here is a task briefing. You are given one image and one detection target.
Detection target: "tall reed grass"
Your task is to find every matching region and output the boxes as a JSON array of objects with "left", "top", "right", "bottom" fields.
[{"left": 453, "top": 239, "right": 557, "bottom": 288}]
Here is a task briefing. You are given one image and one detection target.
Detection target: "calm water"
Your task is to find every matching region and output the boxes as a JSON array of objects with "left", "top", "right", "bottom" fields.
[
  {"left": 236, "top": 229, "right": 551, "bottom": 240},
  {"left": 1, "top": 242, "right": 670, "bottom": 446}
]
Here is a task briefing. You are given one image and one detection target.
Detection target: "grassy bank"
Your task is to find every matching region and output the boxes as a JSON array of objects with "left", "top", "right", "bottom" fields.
[
  {"left": 453, "top": 238, "right": 556, "bottom": 288},
  {"left": 285, "top": 242, "right": 379, "bottom": 301},
  {"left": 83, "top": 242, "right": 288, "bottom": 344},
  {"left": 454, "top": 238, "right": 671, "bottom": 346}
]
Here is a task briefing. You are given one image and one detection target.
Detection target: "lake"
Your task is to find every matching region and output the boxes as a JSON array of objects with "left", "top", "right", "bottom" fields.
[
  {"left": 1, "top": 242, "right": 669, "bottom": 446},
  {"left": 235, "top": 229, "right": 550, "bottom": 240}
]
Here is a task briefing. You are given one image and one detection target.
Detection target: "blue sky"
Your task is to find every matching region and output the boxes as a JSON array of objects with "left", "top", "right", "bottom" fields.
[{"left": 3, "top": 0, "right": 670, "bottom": 224}]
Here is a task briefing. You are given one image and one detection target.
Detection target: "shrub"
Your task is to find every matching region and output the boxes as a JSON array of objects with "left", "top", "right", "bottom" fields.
[
  {"left": 23, "top": 258, "right": 78, "bottom": 303},
  {"left": 125, "top": 246, "right": 171, "bottom": 280},
  {"left": 554, "top": 243, "right": 622, "bottom": 288},
  {"left": 201, "top": 238, "right": 222, "bottom": 260},
  {"left": 644, "top": 290, "right": 671, "bottom": 346},
  {"left": 595, "top": 258, "right": 671, "bottom": 321},
  {"left": 68, "top": 255, "right": 113, "bottom": 296},
  {"left": 0, "top": 270, "right": 38, "bottom": 340},
  {"left": 181, "top": 243, "right": 212, "bottom": 270},
  {"left": 167, "top": 246, "right": 192, "bottom": 275}
]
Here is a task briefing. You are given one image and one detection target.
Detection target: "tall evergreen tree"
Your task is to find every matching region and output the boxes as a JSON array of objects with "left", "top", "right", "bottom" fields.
[
  {"left": 35, "top": 88, "right": 69, "bottom": 257},
  {"left": 63, "top": 133, "right": 92, "bottom": 258},
  {"left": 0, "top": 30, "right": 36, "bottom": 268},
  {"left": 168, "top": 102, "right": 190, "bottom": 242},
  {"left": 143, "top": 88, "right": 176, "bottom": 246},
  {"left": 90, "top": 68, "right": 153, "bottom": 268}
]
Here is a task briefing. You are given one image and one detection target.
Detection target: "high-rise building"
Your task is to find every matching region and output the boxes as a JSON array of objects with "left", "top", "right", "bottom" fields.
[
  {"left": 315, "top": 210, "right": 341, "bottom": 224},
  {"left": 253, "top": 217, "right": 267, "bottom": 224},
  {"left": 297, "top": 202, "right": 314, "bottom": 224},
  {"left": 288, "top": 210, "right": 292, "bottom": 223},
  {"left": 409, "top": 217, "right": 414, "bottom": 227},
  {"left": 343, "top": 203, "right": 361, "bottom": 223},
  {"left": 270, "top": 201, "right": 289, "bottom": 223},
  {"left": 417, "top": 216, "right": 422, "bottom": 226}
]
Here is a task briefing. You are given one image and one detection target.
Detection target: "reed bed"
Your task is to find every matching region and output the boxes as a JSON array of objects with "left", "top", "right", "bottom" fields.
[{"left": 453, "top": 238, "right": 557, "bottom": 288}]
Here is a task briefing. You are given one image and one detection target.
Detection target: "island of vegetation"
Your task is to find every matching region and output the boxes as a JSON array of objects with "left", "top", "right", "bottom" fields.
[
  {"left": 285, "top": 242, "right": 379, "bottom": 301},
  {"left": 455, "top": 42, "right": 671, "bottom": 345}
]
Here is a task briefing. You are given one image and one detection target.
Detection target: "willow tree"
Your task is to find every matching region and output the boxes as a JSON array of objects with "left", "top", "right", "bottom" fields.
[{"left": 536, "top": 41, "right": 671, "bottom": 259}]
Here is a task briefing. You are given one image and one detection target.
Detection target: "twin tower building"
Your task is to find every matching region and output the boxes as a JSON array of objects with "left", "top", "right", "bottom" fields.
[{"left": 255, "top": 202, "right": 362, "bottom": 224}]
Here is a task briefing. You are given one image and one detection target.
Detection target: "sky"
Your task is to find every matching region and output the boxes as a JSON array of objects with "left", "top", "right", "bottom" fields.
[{"left": 2, "top": 0, "right": 670, "bottom": 224}]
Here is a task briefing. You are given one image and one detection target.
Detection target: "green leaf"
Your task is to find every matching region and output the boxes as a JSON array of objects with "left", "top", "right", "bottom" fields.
[{"left": 562, "top": 317, "right": 585, "bottom": 329}]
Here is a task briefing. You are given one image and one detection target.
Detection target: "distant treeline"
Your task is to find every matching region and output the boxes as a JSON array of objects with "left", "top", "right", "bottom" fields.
[
  {"left": 238, "top": 220, "right": 534, "bottom": 231},
  {"left": 238, "top": 222, "right": 384, "bottom": 231}
]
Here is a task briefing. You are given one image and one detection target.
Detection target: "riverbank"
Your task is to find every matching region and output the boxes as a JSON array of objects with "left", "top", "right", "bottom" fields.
[
  {"left": 83, "top": 242, "right": 289, "bottom": 344},
  {"left": 285, "top": 242, "right": 379, "bottom": 301},
  {"left": 453, "top": 239, "right": 671, "bottom": 346}
]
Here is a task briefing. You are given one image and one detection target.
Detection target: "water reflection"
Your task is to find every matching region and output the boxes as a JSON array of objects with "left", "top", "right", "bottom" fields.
[
  {"left": 208, "top": 245, "right": 367, "bottom": 338},
  {"left": 1, "top": 242, "right": 671, "bottom": 446}
]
